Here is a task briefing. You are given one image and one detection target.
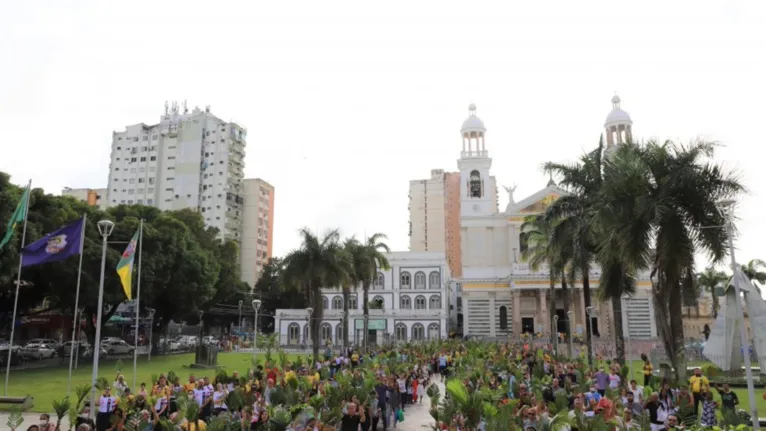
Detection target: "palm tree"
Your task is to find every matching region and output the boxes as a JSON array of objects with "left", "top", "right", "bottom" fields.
[
  {"left": 741, "top": 259, "right": 766, "bottom": 292},
  {"left": 544, "top": 141, "right": 608, "bottom": 366},
  {"left": 282, "top": 228, "right": 351, "bottom": 362},
  {"left": 521, "top": 214, "right": 559, "bottom": 342},
  {"left": 596, "top": 140, "right": 743, "bottom": 379},
  {"left": 358, "top": 234, "right": 390, "bottom": 351},
  {"left": 697, "top": 268, "right": 728, "bottom": 319}
]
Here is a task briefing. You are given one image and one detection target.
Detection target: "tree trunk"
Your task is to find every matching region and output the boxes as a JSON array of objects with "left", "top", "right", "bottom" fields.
[
  {"left": 310, "top": 283, "right": 322, "bottom": 364},
  {"left": 549, "top": 270, "right": 557, "bottom": 350},
  {"left": 711, "top": 289, "right": 719, "bottom": 319},
  {"left": 362, "top": 281, "right": 370, "bottom": 352},
  {"left": 342, "top": 284, "right": 350, "bottom": 351},
  {"left": 612, "top": 295, "right": 626, "bottom": 364},
  {"left": 669, "top": 277, "right": 687, "bottom": 382},
  {"left": 561, "top": 274, "right": 574, "bottom": 358},
  {"left": 582, "top": 265, "right": 594, "bottom": 367}
]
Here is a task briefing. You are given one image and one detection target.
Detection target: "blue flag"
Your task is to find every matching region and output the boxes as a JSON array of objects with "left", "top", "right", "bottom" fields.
[{"left": 21, "top": 218, "right": 85, "bottom": 267}]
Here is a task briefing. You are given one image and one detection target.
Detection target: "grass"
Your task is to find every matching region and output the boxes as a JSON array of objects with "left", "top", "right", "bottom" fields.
[
  {"left": 1, "top": 352, "right": 305, "bottom": 412},
  {"left": 626, "top": 360, "right": 766, "bottom": 415}
]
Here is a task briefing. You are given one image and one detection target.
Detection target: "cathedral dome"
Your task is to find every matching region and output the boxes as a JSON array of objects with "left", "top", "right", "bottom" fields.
[
  {"left": 604, "top": 95, "right": 632, "bottom": 127},
  {"left": 461, "top": 103, "right": 486, "bottom": 134}
]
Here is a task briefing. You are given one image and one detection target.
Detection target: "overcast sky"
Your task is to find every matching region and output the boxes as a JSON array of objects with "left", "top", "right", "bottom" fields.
[{"left": 2, "top": 0, "right": 765, "bottom": 273}]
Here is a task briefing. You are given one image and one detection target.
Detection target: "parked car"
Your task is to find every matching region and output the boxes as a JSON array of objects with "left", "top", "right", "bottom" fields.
[
  {"left": 26, "top": 339, "right": 60, "bottom": 350},
  {"left": 82, "top": 345, "right": 108, "bottom": 359},
  {"left": 61, "top": 341, "right": 90, "bottom": 356},
  {"left": 104, "top": 340, "right": 134, "bottom": 355},
  {"left": 160, "top": 338, "right": 181, "bottom": 351},
  {"left": 21, "top": 343, "right": 57, "bottom": 360}
]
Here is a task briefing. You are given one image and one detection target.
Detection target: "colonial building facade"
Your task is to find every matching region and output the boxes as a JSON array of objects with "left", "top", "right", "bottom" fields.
[
  {"left": 275, "top": 252, "right": 453, "bottom": 346},
  {"left": 457, "top": 97, "right": 657, "bottom": 341}
]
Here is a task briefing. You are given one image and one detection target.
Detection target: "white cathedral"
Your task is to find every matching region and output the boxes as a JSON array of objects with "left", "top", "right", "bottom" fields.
[{"left": 275, "top": 96, "right": 658, "bottom": 347}]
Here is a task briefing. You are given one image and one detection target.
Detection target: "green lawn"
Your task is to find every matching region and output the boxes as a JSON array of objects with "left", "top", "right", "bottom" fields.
[
  {"left": 626, "top": 360, "right": 766, "bottom": 415},
  {"left": 2, "top": 352, "right": 304, "bottom": 412}
]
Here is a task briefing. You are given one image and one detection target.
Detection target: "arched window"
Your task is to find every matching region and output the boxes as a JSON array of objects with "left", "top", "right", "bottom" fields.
[
  {"left": 321, "top": 323, "right": 332, "bottom": 343},
  {"left": 372, "top": 296, "right": 385, "bottom": 309},
  {"left": 412, "top": 323, "right": 425, "bottom": 341},
  {"left": 400, "top": 295, "right": 412, "bottom": 309},
  {"left": 332, "top": 296, "right": 342, "bottom": 310},
  {"left": 414, "top": 272, "right": 426, "bottom": 289},
  {"left": 499, "top": 305, "right": 508, "bottom": 330},
  {"left": 335, "top": 324, "right": 344, "bottom": 343},
  {"left": 288, "top": 323, "right": 300, "bottom": 345},
  {"left": 519, "top": 232, "right": 529, "bottom": 255},
  {"left": 428, "top": 323, "right": 439, "bottom": 340},
  {"left": 375, "top": 272, "right": 384, "bottom": 289},
  {"left": 469, "top": 170, "right": 482, "bottom": 198},
  {"left": 415, "top": 295, "right": 426, "bottom": 310},
  {"left": 395, "top": 323, "right": 407, "bottom": 342},
  {"left": 429, "top": 295, "right": 441, "bottom": 309},
  {"left": 429, "top": 271, "right": 440, "bottom": 289},
  {"left": 349, "top": 296, "right": 358, "bottom": 310},
  {"left": 400, "top": 272, "right": 411, "bottom": 288},
  {"left": 322, "top": 296, "right": 329, "bottom": 310},
  {"left": 303, "top": 324, "right": 310, "bottom": 343}
]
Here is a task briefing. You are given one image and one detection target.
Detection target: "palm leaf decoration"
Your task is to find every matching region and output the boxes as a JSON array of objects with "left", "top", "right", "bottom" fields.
[
  {"left": 95, "top": 377, "right": 110, "bottom": 391},
  {"left": 267, "top": 405, "right": 293, "bottom": 431},
  {"left": 6, "top": 407, "right": 23, "bottom": 431},
  {"left": 52, "top": 397, "right": 71, "bottom": 431},
  {"left": 74, "top": 384, "right": 91, "bottom": 410}
]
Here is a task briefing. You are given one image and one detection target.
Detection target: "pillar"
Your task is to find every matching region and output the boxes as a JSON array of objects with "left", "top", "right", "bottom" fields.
[
  {"left": 539, "top": 289, "right": 549, "bottom": 337},
  {"left": 489, "top": 292, "right": 497, "bottom": 337},
  {"left": 578, "top": 288, "right": 586, "bottom": 336},
  {"left": 512, "top": 288, "right": 521, "bottom": 338}
]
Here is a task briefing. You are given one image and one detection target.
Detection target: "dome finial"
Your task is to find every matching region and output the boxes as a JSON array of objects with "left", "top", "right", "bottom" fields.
[
  {"left": 468, "top": 103, "right": 477, "bottom": 114},
  {"left": 611, "top": 93, "right": 621, "bottom": 108}
]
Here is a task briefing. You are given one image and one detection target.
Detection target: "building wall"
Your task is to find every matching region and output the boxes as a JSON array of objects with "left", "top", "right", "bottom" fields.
[
  {"left": 275, "top": 251, "right": 451, "bottom": 345},
  {"left": 62, "top": 187, "right": 106, "bottom": 209},
  {"left": 444, "top": 172, "right": 462, "bottom": 277},
  {"left": 105, "top": 104, "right": 246, "bottom": 241},
  {"left": 241, "top": 178, "right": 275, "bottom": 287}
]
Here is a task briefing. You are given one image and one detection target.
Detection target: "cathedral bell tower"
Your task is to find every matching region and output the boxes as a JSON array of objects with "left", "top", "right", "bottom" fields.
[
  {"left": 458, "top": 104, "right": 494, "bottom": 217},
  {"left": 604, "top": 94, "right": 633, "bottom": 157}
]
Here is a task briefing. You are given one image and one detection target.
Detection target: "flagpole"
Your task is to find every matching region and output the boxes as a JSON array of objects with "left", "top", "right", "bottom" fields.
[
  {"left": 67, "top": 214, "right": 87, "bottom": 395},
  {"left": 132, "top": 219, "right": 143, "bottom": 390},
  {"left": 4, "top": 180, "right": 32, "bottom": 396}
]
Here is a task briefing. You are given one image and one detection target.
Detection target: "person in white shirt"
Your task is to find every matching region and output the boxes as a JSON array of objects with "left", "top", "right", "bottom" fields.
[
  {"left": 113, "top": 374, "right": 128, "bottom": 395},
  {"left": 96, "top": 387, "right": 118, "bottom": 431},
  {"left": 213, "top": 383, "right": 228, "bottom": 414},
  {"left": 629, "top": 380, "right": 644, "bottom": 402}
]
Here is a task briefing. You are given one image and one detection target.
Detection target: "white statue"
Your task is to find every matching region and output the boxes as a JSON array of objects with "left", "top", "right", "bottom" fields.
[{"left": 504, "top": 184, "right": 517, "bottom": 205}]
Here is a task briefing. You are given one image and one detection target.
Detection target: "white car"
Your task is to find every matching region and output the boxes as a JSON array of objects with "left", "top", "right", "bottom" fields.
[
  {"left": 103, "top": 340, "right": 134, "bottom": 355},
  {"left": 27, "top": 339, "right": 59, "bottom": 350},
  {"left": 61, "top": 341, "right": 90, "bottom": 355},
  {"left": 21, "top": 343, "right": 56, "bottom": 360}
]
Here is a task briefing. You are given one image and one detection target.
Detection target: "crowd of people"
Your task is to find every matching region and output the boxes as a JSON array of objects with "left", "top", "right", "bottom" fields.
[{"left": 13, "top": 341, "right": 760, "bottom": 431}]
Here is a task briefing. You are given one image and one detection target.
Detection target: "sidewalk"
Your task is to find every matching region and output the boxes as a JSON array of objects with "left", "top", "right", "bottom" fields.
[{"left": 398, "top": 377, "right": 443, "bottom": 431}]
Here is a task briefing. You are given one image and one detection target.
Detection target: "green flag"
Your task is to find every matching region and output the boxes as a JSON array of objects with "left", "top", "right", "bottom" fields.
[{"left": 0, "top": 184, "right": 30, "bottom": 250}]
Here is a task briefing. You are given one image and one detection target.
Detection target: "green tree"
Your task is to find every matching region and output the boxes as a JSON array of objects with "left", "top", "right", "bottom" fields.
[
  {"left": 356, "top": 234, "right": 390, "bottom": 352},
  {"left": 256, "top": 258, "right": 308, "bottom": 333},
  {"left": 282, "top": 228, "right": 350, "bottom": 361},
  {"left": 521, "top": 214, "right": 559, "bottom": 341},
  {"left": 741, "top": 259, "right": 766, "bottom": 291},
  {"left": 696, "top": 268, "right": 728, "bottom": 319},
  {"left": 595, "top": 140, "right": 742, "bottom": 379}
]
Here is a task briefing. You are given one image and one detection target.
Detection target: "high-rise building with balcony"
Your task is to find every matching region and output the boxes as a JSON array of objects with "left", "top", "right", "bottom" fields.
[
  {"left": 105, "top": 102, "right": 246, "bottom": 241},
  {"left": 240, "top": 178, "right": 275, "bottom": 287}
]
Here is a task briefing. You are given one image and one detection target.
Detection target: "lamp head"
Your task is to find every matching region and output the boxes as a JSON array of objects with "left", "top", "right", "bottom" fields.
[
  {"left": 147, "top": 308, "right": 156, "bottom": 318},
  {"left": 567, "top": 310, "right": 574, "bottom": 317},
  {"left": 585, "top": 306, "right": 596, "bottom": 316},
  {"left": 97, "top": 220, "right": 115, "bottom": 237},
  {"left": 197, "top": 310, "right": 204, "bottom": 319},
  {"left": 553, "top": 315, "right": 559, "bottom": 322},
  {"left": 252, "top": 299, "right": 262, "bottom": 310},
  {"left": 306, "top": 307, "right": 313, "bottom": 316},
  {"left": 238, "top": 300, "right": 243, "bottom": 307}
]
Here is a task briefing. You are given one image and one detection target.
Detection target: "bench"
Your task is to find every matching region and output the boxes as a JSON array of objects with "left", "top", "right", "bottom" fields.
[{"left": 0, "top": 395, "right": 35, "bottom": 410}]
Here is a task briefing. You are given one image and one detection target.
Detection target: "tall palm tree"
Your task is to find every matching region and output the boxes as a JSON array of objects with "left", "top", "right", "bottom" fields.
[
  {"left": 596, "top": 140, "right": 743, "bottom": 379},
  {"left": 282, "top": 228, "right": 351, "bottom": 362},
  {"left": 741, "top": 259, "right": 766, "bottom": 292},
  {"left": 358, "top": 234, "right": 390, "bottom": 351},
  {"left": 544, "top": 141, "right": 608, "bottom": 366},
  {"left": 696, "top": 268, "right": 728, "bottom": 319},
  {"left": 521, "top": 214, "right": 559, "bottom": 341}
]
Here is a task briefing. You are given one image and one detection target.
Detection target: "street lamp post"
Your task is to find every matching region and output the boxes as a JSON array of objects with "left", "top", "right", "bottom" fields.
[
  {"left": 197, "top": 311, "right": 204, "bottom": 346},
  {"left": 553, "top": 315, "right": 559, "bottom": 355},
  {"left": 719, "top": 199, "right": 759, "bottom": 430},
  {"left": 146, "top": 308, "right": 155, "bottom": 362},
  {"left": 585, "top": 306, "right": 597, "bottom": 366},
  {"left": 252, "top": 299, "right": 261, "bottom": 359},
  {"left": 89, "top": 219, "right": 115, "bottom": 417},
  {"left": 566, "top": 310, "right": 574, "bottom": 357},
  {"left": 238, "top": 300, "right": 243, "bottom": 350},
  {"left": 364, "top": 315, "right": 369, "bottom": 351}
]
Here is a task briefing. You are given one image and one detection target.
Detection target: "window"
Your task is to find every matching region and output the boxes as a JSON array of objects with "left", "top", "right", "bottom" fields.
[
  {"left": 321, "top": 323, "right": 332, "bottom": 343},
  {"left": 375, "top": 272, "right": 384, "bottom": 289},
  {"left": 414, "top": 272, "right": 426, "bottom": 289},
  {"left": 411, "top": 323, "right": 425, "bottom": 341},
  {"left": 519, "top": 232, "right": 529, "bottom": 255},
  {"left": 429, "top": 271, "right": 440, "bottom": 289},
  {"left": 322, "top": 296, "right": 329, "bottom": 310},
  {"left": 303, "top": 324, "right": 310, "bottom": 342},
  {"left": 429, "top": 295, "right": 441, "bottom": 309},
  {"left": 400, "top": 295, "right": 412, "bottom": 309},
  {"left": 469, "top": 170, "right": 482, "bottom": 198},
  {"left": 400, "top": 272, "right": 411, "bottom": 288},
  {"left": 150, "top": 156, "right": 156, "bottom": 161},
  {"left": 349, "top": 296, "right": 358, "bottom": 309},
  {"left": 428, "top": 323, "right": 439, "bottom": 340},
  {"left": 332, "top": 296, "right": 342, "bottom": 310},
  {"left": 335, "top": 324, "right": 344, "bottom": 343},
  {"left": 395, "top": 323, "right": 407, "bottom": 342},
  {"left": 415, "top": 295, "right": 426, "bottom": 310},
  {"left": 287, "top": 323, "right": 299, "bottom": 342},
  {"left": 499, "top": 306, "right": 508, "bottom": 331}
]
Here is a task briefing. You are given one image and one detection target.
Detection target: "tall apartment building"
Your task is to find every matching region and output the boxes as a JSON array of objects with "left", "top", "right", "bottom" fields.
[
  {"left": 106, "top": 102, "right": 246, "bottom": 240},
  {"left": 62, "top": 187, "right": 106, "bottom": 209},
  {"left": 240, "top": 178, "right": 275, "bottom": 287},
  {"left": 408, "top": 169, "right": 466, "bottom": 276}
]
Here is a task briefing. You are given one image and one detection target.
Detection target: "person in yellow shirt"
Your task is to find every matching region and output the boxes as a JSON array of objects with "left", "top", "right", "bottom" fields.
[
  {"left": 688, "top": 368, "right": 710, "bottom": 416},
  {"left": 641, "top": 354, "right": 653, "bottom": 387},
  {"left": 184, "top": 374, "right": 197, "bottom": 392}
]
